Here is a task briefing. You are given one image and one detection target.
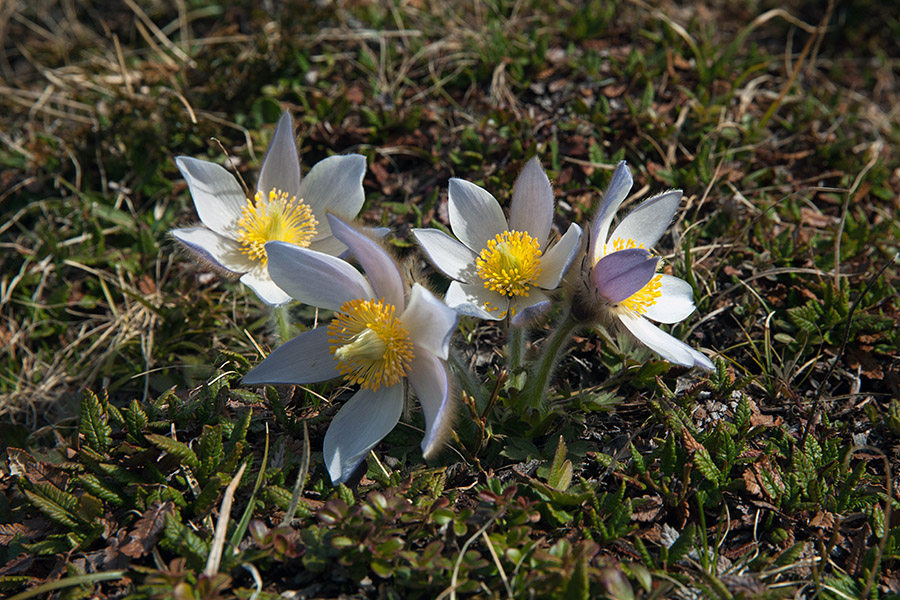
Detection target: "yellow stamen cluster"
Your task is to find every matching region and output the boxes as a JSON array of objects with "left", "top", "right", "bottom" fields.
[
  {"left": 327, "top": 298, "right": 414, "bottom": 391},
  {"left": 476, "top": 230, "right": 542, "bottom": 297},
  {"left": 619, "top": 274, "right": 663, "bottom": 316},
  {"left": 236, "top": 188, "right": 318, "bottom": 264}
]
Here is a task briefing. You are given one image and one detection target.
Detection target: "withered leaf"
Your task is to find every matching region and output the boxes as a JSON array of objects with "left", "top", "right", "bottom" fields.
[{"left": 120, "top": 501, "right": 175, "bottom": 559}]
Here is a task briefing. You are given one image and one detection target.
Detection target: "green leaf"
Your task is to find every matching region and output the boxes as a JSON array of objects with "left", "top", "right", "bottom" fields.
[
  {"left": 660, "top": 434, "right": 677, "bottom": 477},
  {"left": 197, "top": 424, "right": 224, "bottom": 483},
  {"left": 548, "top": 436, "right": 573, "bottom": 492},
  {"left": 146, "top": 433, "right": 200, "bottom": 469},
  {"left": 629, "top": 444, "right": 647, "bottom": 476},
  {"left": 125, "top": 399, "right": 149, "bottom": 442},
  {"left": 693, "top": 447, "right": 721, "bottom": 486},
  {"left": 564, "top": 552, "right": 590, "bottom": 600},
  {"left": 666, "top": 523, "right": 695, "bottom": 566},
  {"left": 79, "top": 390, "right": 112, "bottom": 454},
  {"left": 23, "top": 489, "right": 79, "bottom": 529}
]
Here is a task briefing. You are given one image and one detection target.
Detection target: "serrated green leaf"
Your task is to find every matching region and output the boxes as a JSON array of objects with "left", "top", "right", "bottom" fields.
[
  {"left": 693, "top": 447, "right": 721, "bottom": 486},
  {"left": 75, "top": 473, "right": 124, "bottom": 507},
  {"left": 661, "top": 434, "right": 677, "bottom": 477},
  {"left": 125, "top": 399, "right": 149, "bottom": 441},
  {"left": 193, "top": 475, "right": 225, "bottom": 514},
  {"left": 146, "top": 433, "right": 199, "bottom": 469},
  {"left": 162, "top": 513, "right": 208, "bottom": 571},
  {"left": 630, "top": 444, "right": 647, "bottom": 476},
  {"left": 79, "top": 390, "right": 112, "bottom": 454},
  {"left": 734, "top": 394, "right": 751, "bottom": 433},
  {"left": 197, "top": 424, "right": 224, "bottom": 483},
  {"left": 666, "top": 523, "right": 695, "bottom": 566},
  {"left": 23, "top": 489, "right": 79, "bottom": 528}
]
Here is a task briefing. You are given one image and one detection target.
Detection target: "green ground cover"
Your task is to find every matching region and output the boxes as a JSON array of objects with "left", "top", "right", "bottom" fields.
[{"left": 1, "top": 0, "right": 899, "bottom": 597}]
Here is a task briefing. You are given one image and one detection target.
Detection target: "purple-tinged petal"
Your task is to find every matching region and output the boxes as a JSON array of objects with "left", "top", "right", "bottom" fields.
[
  {"left": 401, "top": 284, "right": 458, "bottom": 360},
  {"left": 407, "top": 352, "right": 453, "bottom": 459},
  {"left": 589, "top": 161, "right": 633, "bottom": 263},
  {"left": 171, "top": 227, "right": 253, "bottom": 274},
  {"left": 617, "top": 313, "right": 714, "bottom": 370},
  {"left": 175, "top": 157, "right": 246, "bottom": 237},
  {"left": 257, "top": 112, "right": 302, "bottom": 198},
  {"left": 641, "top": 275, "right": 696, "bottom": 324},
  {"left": 509, "top": 289, "right": 551, "bottom": 327},
  {"left": 609, "top": 189, "right": 682, "bottom": 250},
  {"left": 240, "top": 266, "right": 292, "bottom": 306},
  {"left": 412, "top": 228, "right": 479, "bottom": 283},
  {"left": 533, "top": 223, "right": 582, "bottom": 289},
  {"left": 299, "top": 154, "right": 367, "bottom": 242},
  {"left": 448, "top": 178, "right": 508, "bottom": 252},
  {"left": 508, "top": 157, "right": 552, "bottom": 248},
  {"left": 242, "top": 326, "right": 337, "bottom": 384},
  {"left": 445, "top": 281, "right": 507, "bottom": 320},
  {"left": 592, "top": 248, "right": 659, "bottom": 304},
  {"left": 323, "top": 385, "right": 404, "bottom": 484},
  {"left": 327, "top": 214, "right": 404, "bottom": 309},
  {"left": 265, "top": 241, "right": 374, "bottom": 310}
]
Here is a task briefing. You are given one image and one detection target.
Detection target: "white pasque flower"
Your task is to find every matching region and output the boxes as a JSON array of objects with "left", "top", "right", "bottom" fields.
[
  {"left": 243, "top": 214, "right": 459, "bottom": 485},
  {"left": 412, "top": 157, "right": 582, "bottom": 324},
  {"left": 171, "top": 111, "right": 366, "bottom": 306},
  {"left": 585, "top": 161, "right": 713, "bottom": 370}
]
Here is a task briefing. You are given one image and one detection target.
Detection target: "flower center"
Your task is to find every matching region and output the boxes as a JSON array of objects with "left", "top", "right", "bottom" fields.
[
  {"left": 236, "top": 188, "right": 318, "bottom": 265},
  {"left": 475, "top": 230, "right": 542, "bottom": 297},
  {"left": 619, "top": 273, "right": 663, "bottom": 315},
  {"left": 327, "top": 298, "right": 414, "bottom": 391}
]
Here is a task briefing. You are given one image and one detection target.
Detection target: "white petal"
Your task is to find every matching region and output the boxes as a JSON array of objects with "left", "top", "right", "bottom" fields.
[
  {"left": 609, "top": 190, "right": 682, "bottom": 250},
  {"left": 265, "top": 241, "right": 373, "bottom": 310},
  {"left": 176, "top": 157, "right": 246, "bottom": 237},
  {"left": 242, "top": 326, "right": 337, "bottom": 384},
  {"left": 590, "top": 161, "right": 633, "bottom": 263},
  {"left": 508, "top": 157, "right": 552, "bottom": 248},
  {"left": 401, "top": 284, "right": 459, "bottom": 360},
  {"left": 617, "top": 313, "right": 712, "bottom": 369},
  {"left": 299, "top": 154, "right": 367, "bottom": 242},
  {"left": 323, "top": 385, "right": 404, "bottom": 485},
  {"left": 240, "top": 266, "right": 292, "bottom": 306},
  {"left": 257, "top": 112, "right": 302, "bottom": 198},
  {"left": 448, "top": 178, "right": 508, "bottom": 252},
  {"left": 445, "top": 281, "right": 507, "bottom": 320},
  {"left": 509, "top": 289, "right": 551, "bottom": 326},
  {"left": 307, "top": 234, "right": 347, "bottom": 257},
  {"left": 641, "top": 275, "right": 696, "bottom": 324},
  {"left": 327, "top": 214, "right": 403, "bottom": 309},
  {"left": 533, "top": 223, "right": 582, "bottom": 289},
  {"left": 171, "top": 227, "right": 254, "bottom": 274},
  {"left": 407, "top": 353, "right": 453, "bottom": 458},
  {"left": 412, "top": 228, "right": 479, "bottom": 283}
]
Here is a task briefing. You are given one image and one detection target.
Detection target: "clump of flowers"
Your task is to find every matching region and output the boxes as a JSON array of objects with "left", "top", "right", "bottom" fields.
[
  {"left": 171, "top": 111, "right": 366, "bottom": 305},
  {"left": 242, "top": 214, "right": 458, "bottom": 484},
  {"left": 171, "top": 111, "right": 718, "bottom": 483},
  {"left": 413, "top": 157, "right": 581, "bottom": 325},
  {"left": 573, "top": 161, "right": 713, "bottom": 370}
]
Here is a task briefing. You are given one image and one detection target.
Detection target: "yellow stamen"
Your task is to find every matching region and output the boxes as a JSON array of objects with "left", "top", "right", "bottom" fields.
[
  {"left": 327, "top": 298, "right": 414, "bottom": 391},
  {"left": 475, "top": 230, "right": 542, "bottom": 297},
  {"left": 619, "top": 274, "right": 663, "bottom": 315},
  {"left": 603, "top": 237, "right": 645, "bottom": 256},
  {"left": 236, "top": 188, "right": 318, "bottom": 265}
]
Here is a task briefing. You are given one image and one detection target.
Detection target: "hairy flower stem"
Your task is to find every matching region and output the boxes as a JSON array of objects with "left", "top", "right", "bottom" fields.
[
  {"left": 507, "top": 323, "right": 526, "bottom": 373},
  {"left": 521, "top": 311, "right": 580, "bottom": 412},
  {"left": 272, "top": 305, "right": 295, "bottom": 344}
]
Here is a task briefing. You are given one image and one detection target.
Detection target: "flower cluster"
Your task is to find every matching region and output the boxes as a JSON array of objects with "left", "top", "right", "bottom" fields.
[{"left": 172, "top": 112, "right": 715, "bottom": 484}]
